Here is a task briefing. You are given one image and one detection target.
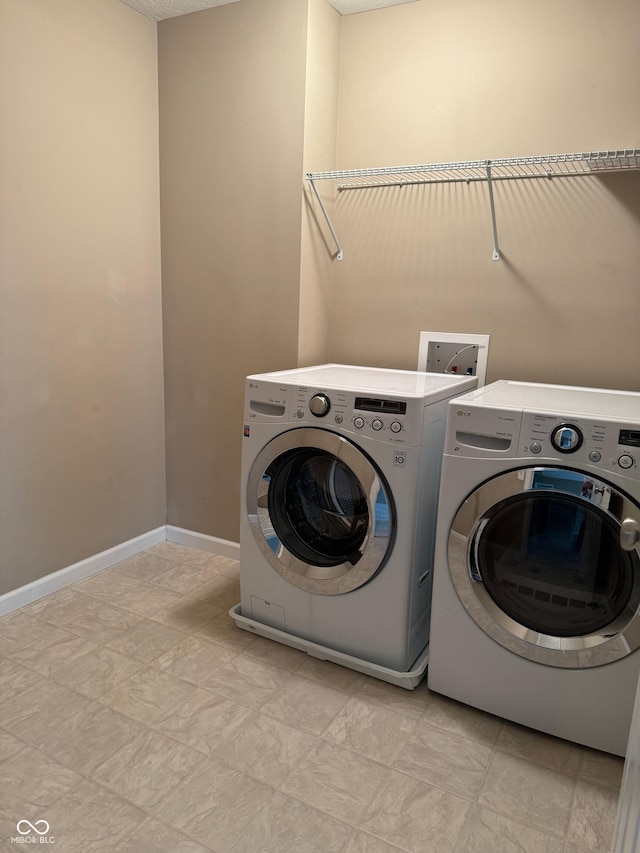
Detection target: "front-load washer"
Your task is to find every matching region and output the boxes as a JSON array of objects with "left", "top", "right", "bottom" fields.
[
  {"left": 233, "top": 363, "right": 476, "bottom": 686},
  {"left": 428, "top": 379, "right": 640, "bottom": 754}
]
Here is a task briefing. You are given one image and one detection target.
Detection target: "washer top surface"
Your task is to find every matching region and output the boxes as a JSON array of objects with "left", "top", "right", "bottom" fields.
[
  {"left": 249, "top": 363, "right": 476, "bottom": 401},
  {"left": 457, "top": 379, "right": 640, "bottom": 421}
]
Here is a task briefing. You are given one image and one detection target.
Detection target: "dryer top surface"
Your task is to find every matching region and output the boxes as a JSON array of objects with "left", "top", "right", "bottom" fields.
[
  {"left": 248, "top": 363, "right": 476, "bottom": 401},
  {"left": 456, "top": 379, "right": 640, "bottom": 422}
]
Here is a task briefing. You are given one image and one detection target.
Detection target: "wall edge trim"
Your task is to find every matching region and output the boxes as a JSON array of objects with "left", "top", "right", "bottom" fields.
[
  {"left": 166, "top": 525, "right": 240, "bottom": 559},
  {"left": 0, "top": 526, "right": 167, "bottom": 618}
]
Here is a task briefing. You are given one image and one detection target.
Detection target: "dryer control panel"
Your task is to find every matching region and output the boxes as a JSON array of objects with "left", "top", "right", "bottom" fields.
[{"left": 518, "top": 411, "right": 640, "bottom": 479}]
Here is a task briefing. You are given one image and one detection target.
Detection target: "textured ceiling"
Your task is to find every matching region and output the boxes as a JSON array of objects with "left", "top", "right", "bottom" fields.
[{"left": 119, "top": 0, "right": 417, "bottom": 22}]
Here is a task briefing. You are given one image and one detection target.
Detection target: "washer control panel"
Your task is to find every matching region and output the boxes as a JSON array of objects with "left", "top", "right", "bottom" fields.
[
  {"left": 519, "top": 411, "right": 640, "bottom": 478},
  {"left": 293, "top": 386, "right": 417, "bottom": 443}
]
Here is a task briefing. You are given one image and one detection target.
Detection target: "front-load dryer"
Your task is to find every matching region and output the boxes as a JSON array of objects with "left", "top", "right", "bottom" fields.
[
  {"left": 234, "top": 364, "right": 476, "bottom": 687},
  {"left": 428, "top": 379, "right": 640, "bottom": 754}
]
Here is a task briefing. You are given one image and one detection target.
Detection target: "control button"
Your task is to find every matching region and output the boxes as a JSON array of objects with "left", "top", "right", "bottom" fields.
[
  {"left": 296, "top": 408, "right": 305, "bottom": 418},
  {"left": 530, "top": 441, "right": 542, "bottom": 454},
  {"left": 372, "top": 419, "right": 383, "bottom": 431},
  {"left": 309, "top": 393, "right": 330, "bottom": 417},
  {"left": 619, "top": 454, "right": 635, "bottom": 470},
  {"left": 390, "top": 421, "right": 402, "bottom": 433},
  {"left": 354, "top": 416, "right": 365, "bottom": 429},
  {"left": 334, "top": 414, "right": 343, "bottom": 424},
  {"left": 550, "top": 423, "right": 583, "bottom": 454},
  {"left": 589, "top": 450, "right": 602, "bottom": 463}
]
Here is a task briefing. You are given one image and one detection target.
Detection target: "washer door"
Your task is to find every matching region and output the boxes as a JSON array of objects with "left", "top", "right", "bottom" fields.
[
  {"left": 247, "top": 428, "right": 395, "bottom": 595},
  {"left": 449, "top": 467, "right": 640, "bottom": 668}
]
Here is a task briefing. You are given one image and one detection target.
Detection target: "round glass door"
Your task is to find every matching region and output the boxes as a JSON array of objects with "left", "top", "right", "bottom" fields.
[
  {"left": 247, "top": 428, "right": 394, "bottom": 594},
  {"left": 449, "top": 467, "right": 640, "bottom": 667}
]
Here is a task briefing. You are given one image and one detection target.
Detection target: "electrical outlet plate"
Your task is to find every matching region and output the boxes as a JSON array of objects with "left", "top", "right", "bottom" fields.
[{"left": 417, "top": 331, "right": 490, "bottom": 386}]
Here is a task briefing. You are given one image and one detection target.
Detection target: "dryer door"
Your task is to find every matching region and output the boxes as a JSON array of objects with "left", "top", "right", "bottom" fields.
[
  {"left": 449, "top": 466, "right": 640, "bottom": 668},
  {"left": 246, "top": 428, "right": 395, "bottom": 594}
]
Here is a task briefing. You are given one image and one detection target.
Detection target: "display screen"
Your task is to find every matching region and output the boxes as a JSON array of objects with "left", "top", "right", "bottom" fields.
[
  {"left": 354, "top": 397, "right": 407, "bottom": 415},
  {"left": 619, "top": 429, "right": 640, "bottom": 448}
]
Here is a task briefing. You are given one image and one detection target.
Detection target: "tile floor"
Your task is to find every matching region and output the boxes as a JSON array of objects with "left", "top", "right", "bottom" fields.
[{"left": 0, "top": 542, "right": 624, "bottom": 852}]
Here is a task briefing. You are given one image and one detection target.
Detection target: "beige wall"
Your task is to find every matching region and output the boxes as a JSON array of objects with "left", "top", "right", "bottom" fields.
[
  {"left": 159, "top": 0, "right": 308, "bottom": 542},
  {"left": 298, "top": 0, "right": 341, "bottom": 366},
  {"left": 0, "top": 0, "right": 165, "bottom": 596},
  {"left": 328, "top": 0, "right": 640, "bottom": 391}
]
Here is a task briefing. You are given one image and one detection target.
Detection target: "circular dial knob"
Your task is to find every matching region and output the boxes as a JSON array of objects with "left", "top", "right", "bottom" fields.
[
  {"left": 309, "top": 393, "right": 331, "bottom": 417},
  {"left": 550, "top": 423, "right": 583, "bottom": 454}
]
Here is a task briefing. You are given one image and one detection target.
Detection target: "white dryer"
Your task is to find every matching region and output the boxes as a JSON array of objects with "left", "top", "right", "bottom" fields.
[
  {"left": 234, "top": 364, "right": 476, "bottom": 686},
  {"left": 428, "top": 380, "right": 640, "bottom": 755}
]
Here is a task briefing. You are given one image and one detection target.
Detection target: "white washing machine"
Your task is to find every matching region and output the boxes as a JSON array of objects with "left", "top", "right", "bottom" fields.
[
  {"left": 233, "top": 364, "right": 476, "bottom": 687},
  {"left": 428, "top": 380, "right": 640, "bottom": 755}
]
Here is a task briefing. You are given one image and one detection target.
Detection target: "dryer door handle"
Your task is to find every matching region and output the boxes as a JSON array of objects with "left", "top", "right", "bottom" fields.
[
  {"left": 620, "top": 517, "right": 640, "bottom": 552},
  {"left": 469, "top": 518, "right": 490, "bottom": 583}
]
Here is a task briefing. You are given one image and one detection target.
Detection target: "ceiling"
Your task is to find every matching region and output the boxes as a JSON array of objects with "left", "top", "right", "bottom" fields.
[{"left": 119, "top": 0, "right": 417, "bottom": 22}]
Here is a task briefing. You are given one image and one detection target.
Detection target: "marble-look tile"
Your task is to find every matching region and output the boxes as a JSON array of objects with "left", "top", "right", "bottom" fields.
[
  {"left": 281, "top": 739, "right": 389, "bottom": 824},
  {"left": 21, "top": 587, "right": 88, "bottom": 623},
  {"left": 323, "top": 695, "right": 417, "bottom": 765},
  {"left": 420, "top": 693, "right": 502, "bottom": 748},
  {"left": 73, "top": 570, "right": 144, "bottom": 602},
  {"left": 230, "top": 790, "right": 352, "bottom": 853},
  {"left": 189, "top": 574, "right": 241, "bottom": 610},
  {"left": 0, "top": 680, "right": 145, "bottom": 775},
  {"left": 0, "top": 657, "right": 45, "bottom": 702},
  {"left": 150, "top": 562, "right": 227, "bottom": 596},
  {"left": 495, "top": 722, "right": 584, "bottom": 778},
  {"left": 295, "top": 657, "right": 368, "bottom": 693},
  {"left": 356, "top": 678, "right": 433, "bottom": 720},
  {"left": 6, "top": 628, "right": 97, "bottom": 678},
  {"left": 359, "top": 768, "right": 471, "bottom": 853},
  {"left": 92, "top": 729, "right": 208, "bottom": 808},
  {"left": 113, "top": 816, "right": 213, "bottom": 853},
  {"left": 27, "top": 590, "right": 144, "bottom": 644},
  {"left": 199, "top": 654, "right": 290, "bottom": 709},
  {"left": 194, "top": 610, "right": 256, "bottom": 649},
  {"left": 154, "top": 685, "right": 253, "bottom": 757},
  {"left": 478, "top": 752, "right": 575, "bottom": 837},
  {"left": 343, "top": 831, "right": 406, "bottom": 853},
  {"left": 566, "top": 780, "right": 619, "bottom": 852},
  {"left": 0, "top": 610, "right": 67, "bottom": 655},
  {"left": 97, "top": 665, "right": 190, "bottom": 724},
  {"left": 578, "top": 749, "right": 624, "bottom": 793},
  {"left": 151, "top": 597, "right": 226, "bottom": 635},
  {"left": 45, "top": 779, "right": 147, "bottom": 851},
  {"left": 110, "top": 581, "right": 185, "bottom": 617},
  {"left": 112, "top": 551, "right": 181, "bottom": 583},
  {"left": 453, "top": 804, "right": 565, "bottom": 852},
  {"left": 153, "top": 634, "right": 237, "bottom": 686},
  {"left": 156, "top": 759, "right": 272, "bottom": 850},
  {"left": 241, "top": 635, "right": 308, "bottom": 672},
  {"left": 262, "top": 674, "right": 349, "bottom": 734},
  {"left": 106, "top": 620, "right": 186, "bottom": 664},
  {"left": 214, "top": 712, "right": 316, "bottom": 786},
  {"left": 145, "top": 541, "right": 212, "bottom": 564},
  {"left": 394, "top": 723, "right": 493, "bottom": 799},
  {"left": 0, "top": 744, "right": 82, "bottom": 839},
  {"left": 0, "top": 730, "right": 28, "bottom": 763},
  {"left": 48, "top": 646, "right": 143, "bottom": 700}
]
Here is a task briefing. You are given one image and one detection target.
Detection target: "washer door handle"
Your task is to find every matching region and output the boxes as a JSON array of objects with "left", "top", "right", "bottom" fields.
[{"left": 620, "top": 518, "right": 640, "bottom": 552}]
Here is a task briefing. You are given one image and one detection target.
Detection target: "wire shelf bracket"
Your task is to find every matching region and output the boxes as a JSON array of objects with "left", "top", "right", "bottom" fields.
[{"left": 306, "top": 148, "right": 640, "bottom": 262}]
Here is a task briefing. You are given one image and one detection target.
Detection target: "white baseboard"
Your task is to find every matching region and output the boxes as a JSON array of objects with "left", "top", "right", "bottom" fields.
[
  {"left": 0, "top": 526, "right": 166, "bottom": 618},
  {"left": 166, "top": 525, "right": 240, "bottom": 560}
]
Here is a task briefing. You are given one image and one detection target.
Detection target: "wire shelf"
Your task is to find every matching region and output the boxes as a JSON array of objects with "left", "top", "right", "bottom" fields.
[
  {"left": 305, "top": 148, "right": 640, "bottom": 261},
  {"left": 307, "top": 149, "right": 640, "bottom": 190}
]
